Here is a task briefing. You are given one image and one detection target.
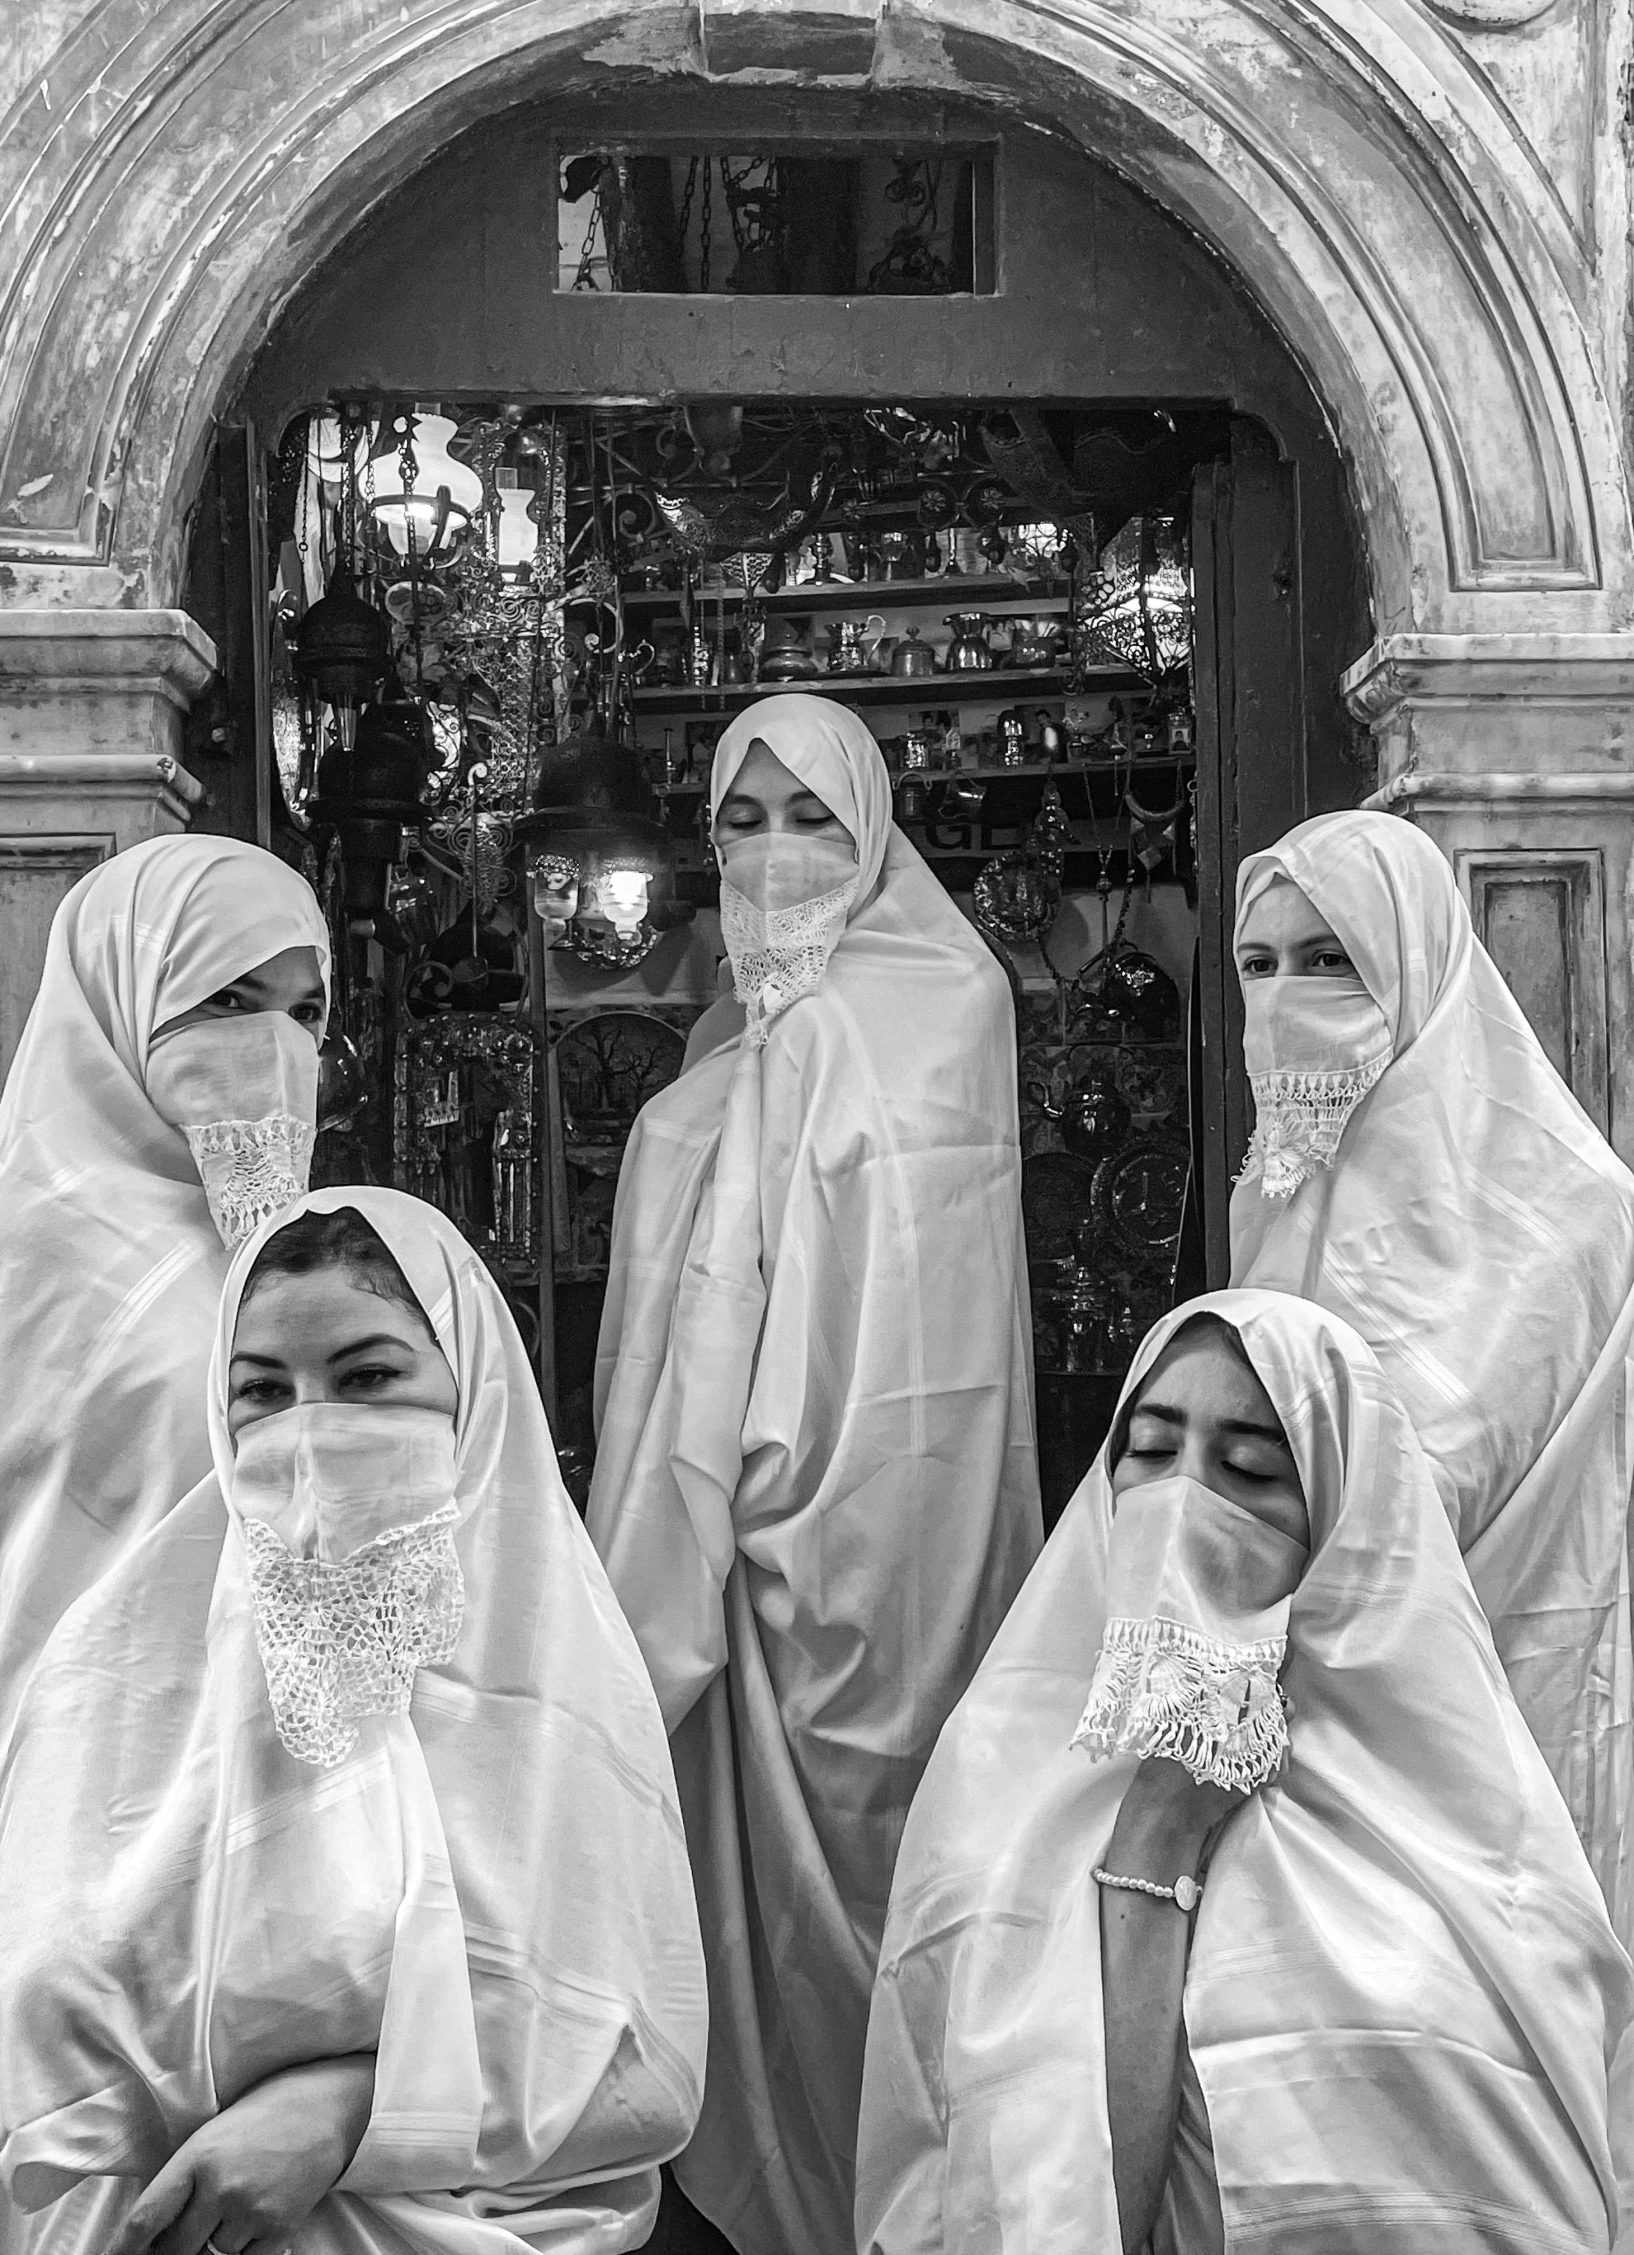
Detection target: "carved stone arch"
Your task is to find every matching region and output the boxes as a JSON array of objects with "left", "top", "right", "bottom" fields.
[{"left": 0, "top": 0, "right": 1626, "bottom": 641}]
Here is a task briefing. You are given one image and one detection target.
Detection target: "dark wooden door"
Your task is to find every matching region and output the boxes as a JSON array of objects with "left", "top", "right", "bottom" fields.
[{"left": 1190, "top": 419, "right": 1308, "bottom": 1283}]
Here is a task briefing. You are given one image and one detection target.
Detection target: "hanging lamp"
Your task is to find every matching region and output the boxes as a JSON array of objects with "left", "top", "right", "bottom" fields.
[
  {"left": 1075, "top": 515, "right": 1193, "bottom": 689},
  {"left": 516, "top": 726, "right": 688, "bottom": 967},
  {"left": 294, "top": 567, "right": 391, "bottom": 755},
  {"left": 366, "top": 406, "right": 484, "bottom": 563}
]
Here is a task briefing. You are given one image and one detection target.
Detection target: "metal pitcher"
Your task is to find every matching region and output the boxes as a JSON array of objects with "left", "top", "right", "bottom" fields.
[{"left": 944, "top": 613, "right": 995, "bottom": 672}]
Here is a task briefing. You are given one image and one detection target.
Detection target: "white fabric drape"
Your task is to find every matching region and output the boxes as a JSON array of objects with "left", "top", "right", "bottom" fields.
[
  {"left": 857, "top": 1289, "right": 1633, "bottom": 2255},
  {"left": 588, "top": 696, "right": 1042, "bottom": 2255},
  {"left": 0, "top": 835, "right": 331, "bottom": 1747},
  {"left": 0, "top": 1187, "right": 707, "bottom": 2255},
  {"left": 1229, "top": 811, "right": 1634, "bottom": 1939}
]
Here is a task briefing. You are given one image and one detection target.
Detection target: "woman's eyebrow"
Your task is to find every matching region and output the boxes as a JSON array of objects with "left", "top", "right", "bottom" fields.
[
  {"left": 1128, "top": 1398, "right": 1183, "bottom": 1423},
  {"left": 327, "top": 1332, "right": 412, "bottom": 1363},
  {"left": 715, "top": 791, "right": 763, "bottom": 817},
  {"left": 228, "top": 1350, "right": 286, "bottom": 1370},
  {"left": 1219, "top": 1416, "right": 1293, "bottom": 1447}
]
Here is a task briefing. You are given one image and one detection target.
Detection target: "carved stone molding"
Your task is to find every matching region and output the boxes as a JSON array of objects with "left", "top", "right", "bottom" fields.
[
  {"left": 1344, "top": 633, "right": 1634, "bottom": 720},
  {"left": 0, "top": 0, "right": 1625, "bottom": 634},
  {"left": 0, "top": 611, "right": 213, "bottom": 823},
  {"left": 1421, "top": 0, "right": 1557, "bottom": 26}
]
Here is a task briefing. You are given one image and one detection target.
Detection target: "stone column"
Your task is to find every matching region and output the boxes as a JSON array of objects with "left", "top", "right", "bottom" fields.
[
  {"left": 1345, "top": 634, "right": 1634, "bottom": 1167},
  {"left": 0, "top": 610, "right": 213, "bottom": 1077}
]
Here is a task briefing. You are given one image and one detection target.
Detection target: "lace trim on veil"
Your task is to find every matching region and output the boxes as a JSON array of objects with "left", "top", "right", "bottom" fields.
[
  {"left": 183, "top": 1114, "right": 317, "bottom": 1247},
  {"left": 240, "top": 1503, "right": 465, "bottom": 1767},
  {"left": 1237, "top": 1054, "right": 1389, "bottom": 1201},
  {"left": 1071, "top": 1615, "right": 1290, "bottom": 1793},
  {"left": 719, "top": 879, "right": 858, "bottom": 1048}
]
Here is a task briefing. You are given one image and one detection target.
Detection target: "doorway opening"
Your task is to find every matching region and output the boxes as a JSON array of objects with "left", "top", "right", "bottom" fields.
[{"left": 185, "top": 385, "right": 1336, "bottom": 1520}]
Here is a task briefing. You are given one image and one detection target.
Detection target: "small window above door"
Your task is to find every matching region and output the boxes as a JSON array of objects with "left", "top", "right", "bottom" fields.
[{"left": 556, "top": 147, "right": 996, "bottom": 296}]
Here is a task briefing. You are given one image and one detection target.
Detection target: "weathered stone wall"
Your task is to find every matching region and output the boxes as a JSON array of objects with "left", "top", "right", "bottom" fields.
[{"left": 2, "top": 0, "right": 1632, "bottom": 1138}]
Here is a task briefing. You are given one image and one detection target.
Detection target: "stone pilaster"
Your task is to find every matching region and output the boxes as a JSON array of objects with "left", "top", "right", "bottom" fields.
[
  {"left": 0, "top": 609, "right": 213, "bottom": 1075},
  {"left": 1345, "top": 634, "right": 1634, "bottom": 1165}
]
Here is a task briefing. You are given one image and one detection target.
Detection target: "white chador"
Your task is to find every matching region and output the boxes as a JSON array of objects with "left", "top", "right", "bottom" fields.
[
  {"left": 858, "top": 1292, "right": 1633, "bottom": 2255},
  {"left": 588, "top": 696, "right": 1042, "bottom": 2255},
  {"left": 0, "top": 1189, "right": 707, "bottom": 2255},
  {"left": 1230, "top": 811, "right": 1634, "bottom": 1942},
  {"left": 0, "top": 835, "right": 330, "bottom": 1748}
]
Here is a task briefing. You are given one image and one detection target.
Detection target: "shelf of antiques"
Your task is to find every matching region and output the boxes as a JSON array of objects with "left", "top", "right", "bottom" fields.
[{"left": 267, "top": 395, "right": 1202, "bottom": 1452}]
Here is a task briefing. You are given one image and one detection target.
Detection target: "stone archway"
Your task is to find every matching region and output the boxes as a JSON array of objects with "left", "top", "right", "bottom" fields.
[
  {"left": 0, "top": 0, "right": 1625, "bottom": 637},
  {"left": 3, "top": 0, "right": 1634, "bottom": 1141}
]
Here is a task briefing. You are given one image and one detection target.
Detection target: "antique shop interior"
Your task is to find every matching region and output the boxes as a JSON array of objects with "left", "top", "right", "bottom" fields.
[{"left": 182, "top": 89, "right": 1371, "bottom": 1519}]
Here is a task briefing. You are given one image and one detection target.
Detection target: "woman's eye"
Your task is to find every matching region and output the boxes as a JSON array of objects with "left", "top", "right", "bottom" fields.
[
  {"left": 234, "top": 1379, "right": 287, "bottom": 1404},
  {"left": 1238, "top": 955, "right": 1275, "bottom": 979},
  {"left": 341, "top": 1364, "right": 402, "bottom": 1391},
  {"left": 1313, "top": 950, "right": 1354, "bottom": 972},
  {"left": 1224, "top": 1457, "right": 1289, "bottom": 1486}
]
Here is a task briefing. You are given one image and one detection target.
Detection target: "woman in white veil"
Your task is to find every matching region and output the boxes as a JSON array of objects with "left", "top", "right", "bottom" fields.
[
  {"left": 858, "top": 1290, "right": 1631, "bottom": 2255},
  {"left": 0, "top": 1187, "right": 706, "bottom": 2255},
  {"left": 589, "top": 695, "right": 1041, "bottom": 2255},
  {"left": 0, "top": 834, "right": 329, "bottom": 1745},
  {"left": 1229, "top": 810, "right": 1634, "bottom": 1936}
]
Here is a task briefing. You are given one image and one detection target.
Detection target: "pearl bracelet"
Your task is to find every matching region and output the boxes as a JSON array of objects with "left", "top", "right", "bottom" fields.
[{"left": 1092, "top": 1864, "right": 1204, "bottom": 1914}]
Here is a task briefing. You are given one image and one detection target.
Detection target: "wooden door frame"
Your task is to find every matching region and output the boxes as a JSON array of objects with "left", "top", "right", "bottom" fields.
[{"left": 1192, "top": 419, "right": 1309, "bottom": 1283}]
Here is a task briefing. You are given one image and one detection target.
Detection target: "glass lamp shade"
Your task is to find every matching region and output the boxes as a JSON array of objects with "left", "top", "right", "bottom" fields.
[
  {"left": 595, "top": 866, "right": 651, "bottom": 939},
  {"left": 367, "top": 413, "right": 484, "bottom": 563},
  {"left": 520, "top": 809, "right": 675, "bottom": 957},
  {"left": 495, "top": 473, "right": 538, "bottom": 577}
]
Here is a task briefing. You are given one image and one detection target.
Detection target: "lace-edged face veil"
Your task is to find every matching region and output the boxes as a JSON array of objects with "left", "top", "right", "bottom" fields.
[
  {"left": 709, "top": 694, "right": 896, "bottom": 1043},
  {"left": 224, "top": 1204, "right": 464, "bottom": 1767}
]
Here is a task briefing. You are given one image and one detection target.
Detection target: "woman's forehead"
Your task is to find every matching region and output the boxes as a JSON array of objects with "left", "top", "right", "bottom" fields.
[{"left": 1133, "top": 1322, "right": 1282, "bottom": 1426}]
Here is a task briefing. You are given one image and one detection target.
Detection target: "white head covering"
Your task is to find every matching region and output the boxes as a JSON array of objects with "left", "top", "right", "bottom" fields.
[
  {"left": 588, "top": 695, "right": 1041, "bottom": 2255},
  {"left": 1228, "top": 810, "right": 1634, "bottom": 1937},
  {"left": 712, "top": 693, "right": 896, "bottom": 900},
  {"left": 0, "top": 1187, "right": 706, "bottom": 2255},
  {"left": 857, "top": 1290, "right": 1633, "bottom": 2255},
  {"left": 0, "top": 835, "right": 331, "bottom": 1743}
]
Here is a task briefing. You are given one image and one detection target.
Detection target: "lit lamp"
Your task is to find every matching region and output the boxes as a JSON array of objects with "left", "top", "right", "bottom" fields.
[
  {"left": 295, "top": 568, "right": 391, "bottom": 756},
  {"left": 1075, "top": 515, "right": 1193, "bottom": 689},
  {"left": 366, "top": 408, "right": 484, "bottom": 564},
  {"left": 516, "top": 728, "right": 690, "bottom": 969},
  {"left": 596, "top": 865, "right": 650, "bottom": 939}
]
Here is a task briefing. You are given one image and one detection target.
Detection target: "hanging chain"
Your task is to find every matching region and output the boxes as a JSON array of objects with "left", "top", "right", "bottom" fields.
[
  {"left": 700, "top": 159, "right": 714, "bottom": 292},
  {"left": 677, "top": 156, "right": 700, "bottom": 285},
  {"left": 574, "top": 171, "right": 604, "bottom": 291},
  {"left": 723, "top": 158, "right": 748, "bottom": 253}
]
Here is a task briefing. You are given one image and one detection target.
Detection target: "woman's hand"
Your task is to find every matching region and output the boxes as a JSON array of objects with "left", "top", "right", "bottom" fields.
[{"left": 110, "top": 2054, "right": 376, "bottom": 2255}]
